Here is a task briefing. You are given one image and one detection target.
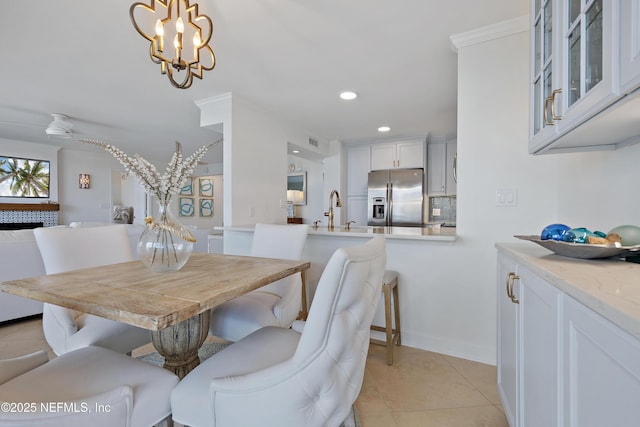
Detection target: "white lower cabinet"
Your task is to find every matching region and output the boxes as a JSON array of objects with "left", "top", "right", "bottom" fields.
[
  {"left": 519, "top": 265, "right": 559, "bottom": 427},
  {"left": 497, "top": 255, "right": 560, "bottom": 427},
  {"left": 497, "top": 255, "right": 520, "bottom": 427},
  {"left": 498, "top": 251, "right": 640, "bottom": 427},
  {"left": 563, "top": 295, "right": 640, "bottom": 427}
]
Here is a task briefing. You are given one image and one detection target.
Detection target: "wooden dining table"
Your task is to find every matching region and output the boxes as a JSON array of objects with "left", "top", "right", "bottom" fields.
[{"left": 1, "top": 252, "right": 310, "bottom": 379}]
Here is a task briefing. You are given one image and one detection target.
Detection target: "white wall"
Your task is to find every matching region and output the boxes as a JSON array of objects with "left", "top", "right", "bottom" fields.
[
  {"left": 450, "top": 25, "right": 560, "bottom": 362},
  {"left": 451, "top": 18, "right": 640, "bottom": 362},
  {"left": 554, "top": 143, "right": 640, "bottom": 230},
  {"left": 58, "top": 148, "right": 123, "bottom": 224},
  {"left": 197, "top": 93, "right": 329, "bottom": 228}
]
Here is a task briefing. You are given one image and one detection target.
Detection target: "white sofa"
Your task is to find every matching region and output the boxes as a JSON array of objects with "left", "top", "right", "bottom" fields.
[
  {"left": 0, "top": 229, "right": 46, "bottom": 322},
  {"left": 1, "top": 223, "right": 212, "bottom": 323}
]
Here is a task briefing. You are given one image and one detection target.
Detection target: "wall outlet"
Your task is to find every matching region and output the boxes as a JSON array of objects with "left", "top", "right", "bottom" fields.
[{"left": 432, "top": 208, "right": 441, "bottom": 216}]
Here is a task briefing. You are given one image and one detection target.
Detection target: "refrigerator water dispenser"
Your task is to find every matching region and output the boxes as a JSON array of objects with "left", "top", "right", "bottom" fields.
[{"left": 372, "top": 197, "right": 386, "bottom": 219}]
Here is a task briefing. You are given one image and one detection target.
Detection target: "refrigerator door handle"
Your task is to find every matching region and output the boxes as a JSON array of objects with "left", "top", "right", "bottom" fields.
[{"left": 387, "top": 183, "right": 393, "bottom": 226}]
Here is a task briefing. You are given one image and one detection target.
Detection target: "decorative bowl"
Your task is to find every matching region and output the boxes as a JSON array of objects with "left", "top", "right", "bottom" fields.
[{"left": 514, "top": 235, "right": 640, "bottom": 259}]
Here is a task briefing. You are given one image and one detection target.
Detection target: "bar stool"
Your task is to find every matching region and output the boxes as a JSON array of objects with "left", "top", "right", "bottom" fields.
[{"left": 370, "top": 270, "right": 401, "bottom": 365}]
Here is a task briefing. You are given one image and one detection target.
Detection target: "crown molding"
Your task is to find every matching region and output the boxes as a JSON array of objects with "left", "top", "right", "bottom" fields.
[{"left": 450, "top": 15, "right": 529, "bottom": 53}]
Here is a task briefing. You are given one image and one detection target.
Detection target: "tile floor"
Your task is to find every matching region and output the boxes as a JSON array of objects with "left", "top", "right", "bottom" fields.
[{"left": 0, "top": 317, "right": 508, "bottom": 427}]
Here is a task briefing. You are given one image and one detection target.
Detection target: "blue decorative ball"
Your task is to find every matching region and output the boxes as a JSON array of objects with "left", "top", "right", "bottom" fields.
[{"left": 541, "top": 224, "right": 571, "bottom": 241}]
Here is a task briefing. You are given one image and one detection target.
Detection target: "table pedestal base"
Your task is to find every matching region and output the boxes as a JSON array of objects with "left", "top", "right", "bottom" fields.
[{"left": 151, "top": 311, "right": 210, "bottom": 379}]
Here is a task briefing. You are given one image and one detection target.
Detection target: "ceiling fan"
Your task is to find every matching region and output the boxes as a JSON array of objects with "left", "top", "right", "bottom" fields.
[
  {"left": 0, "top": 113, "right": 75, "bottom": 139},
  {"left": 44, "top": 113, "right": 74, "bottom": 138}
]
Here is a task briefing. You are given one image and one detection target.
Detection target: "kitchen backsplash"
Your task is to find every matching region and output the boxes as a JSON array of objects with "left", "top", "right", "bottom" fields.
[{"left": 429, "top": 196, "right": 456, "bottom": 225}]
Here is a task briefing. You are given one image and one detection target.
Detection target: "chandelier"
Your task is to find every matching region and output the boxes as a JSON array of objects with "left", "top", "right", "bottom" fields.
[{"left": 129, "top": 0, "right": 216, "bottom": 89}]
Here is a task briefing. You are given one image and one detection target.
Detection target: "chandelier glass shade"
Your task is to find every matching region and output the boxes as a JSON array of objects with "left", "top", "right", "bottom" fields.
[{"left": 129, "top": 0, "right": 216, "bottom": 89}]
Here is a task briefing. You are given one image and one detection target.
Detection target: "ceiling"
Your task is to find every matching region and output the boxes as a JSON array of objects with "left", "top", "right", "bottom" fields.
[{"left": 0, "top": 0, "right": 527, "bottom": 164}]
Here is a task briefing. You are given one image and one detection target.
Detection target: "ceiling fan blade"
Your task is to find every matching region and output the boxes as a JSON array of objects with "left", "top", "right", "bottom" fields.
[{"left": 0, "top": 120, "right": 46, "bottom": 128}]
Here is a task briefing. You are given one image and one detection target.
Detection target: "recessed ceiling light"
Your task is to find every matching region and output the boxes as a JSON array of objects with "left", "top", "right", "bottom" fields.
[
  {"left": 378, "top": 126, "right": 391, "bottom": 132},
  {"left": 339, "top": 91, "right": 357, "bottom": 100},
  {"left": 292, "top": 149, "right": 300, "bottom": 154}
]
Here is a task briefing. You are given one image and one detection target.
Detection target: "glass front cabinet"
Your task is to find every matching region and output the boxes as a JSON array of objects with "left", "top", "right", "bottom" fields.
[{"left": 530, "top": 0, "right": 619, "bottom": 153}]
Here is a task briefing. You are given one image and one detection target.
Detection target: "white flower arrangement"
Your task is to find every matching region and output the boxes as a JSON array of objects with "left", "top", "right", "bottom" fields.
[{"left": 80, "top": 138, "right": 222, "bottom": 203}]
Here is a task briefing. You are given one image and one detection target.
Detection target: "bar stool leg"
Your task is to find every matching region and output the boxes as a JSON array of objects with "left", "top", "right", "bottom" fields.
[
  {"left": 383, "top": 283, "right": 393, "bottom": 365},
  {"left": 392, "top": 280, "right": 401, "bottom": 346},
  {"left": 370, "top": 271, "right": 400, "bottom": 365}
]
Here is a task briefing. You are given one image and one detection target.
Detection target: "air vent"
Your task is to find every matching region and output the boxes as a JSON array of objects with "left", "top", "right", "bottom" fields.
[{"left": 308, "top": 137, "right": 318, "bottom": 147}]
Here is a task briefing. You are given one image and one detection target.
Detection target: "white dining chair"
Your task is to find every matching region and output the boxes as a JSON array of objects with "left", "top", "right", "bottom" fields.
[
  {"left": 208, "top": 223, "right": 309, "bottom": 342},
  {"left": 0, "top": 346, "right": 178, "bottom": 427},
  {"left": 33, "top": 225, "right": 151, "bottom": 356},
  {"left": 172, "top": 236, "right": 386, "bottom": 427}
]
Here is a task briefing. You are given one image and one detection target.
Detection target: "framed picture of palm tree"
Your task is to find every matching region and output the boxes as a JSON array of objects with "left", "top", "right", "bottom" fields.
[{"left": 0, "top": 156, "right": 50, "bottom": 198}]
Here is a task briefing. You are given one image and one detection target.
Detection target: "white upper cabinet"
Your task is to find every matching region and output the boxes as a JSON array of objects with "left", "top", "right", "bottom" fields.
[
  {"left": 370, "top": 139, "right": 424, "bottom": 171},
  {"left": 346, "top": 145, "right": 372, "bottom": 226},
  {"left": 529, "top": 0, "right": 640, "bottom": 154},
  {"left": 530, "top": 0, "right": 560, "bottom": 148},
  {"left": 619, "top": 0, "right": 640, "bottom": 94},
  {"left": 427, "top": 141, "right": 446, "bottom": 196},
  {"left": 427, "top": 138, "right": 456, "bottom": 196}
]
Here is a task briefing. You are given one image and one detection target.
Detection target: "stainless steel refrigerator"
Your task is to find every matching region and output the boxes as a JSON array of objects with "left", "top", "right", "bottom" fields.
[{"left": 367, "top": 168, "right": 424, "bottom": 226}]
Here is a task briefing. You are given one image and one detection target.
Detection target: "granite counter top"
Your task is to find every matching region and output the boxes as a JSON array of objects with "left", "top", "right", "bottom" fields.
[
  {"left": 216, "top": 224, "right": 457, "bottom": 242},
  {"left": 496, "top": 242, "right": 640, "bottom": 340}
]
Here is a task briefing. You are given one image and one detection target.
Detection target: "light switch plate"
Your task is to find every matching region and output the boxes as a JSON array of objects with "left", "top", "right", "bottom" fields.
[{"left": 496, "top": 188, "right": 518, "bottom": 207}]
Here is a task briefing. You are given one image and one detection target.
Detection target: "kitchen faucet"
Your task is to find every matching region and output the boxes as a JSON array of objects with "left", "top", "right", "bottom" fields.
[{"left": 324, "top": 190, "right": 342, "bottom": 229}]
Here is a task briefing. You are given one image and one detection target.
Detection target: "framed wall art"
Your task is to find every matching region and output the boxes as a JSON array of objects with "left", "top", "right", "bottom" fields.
[
  {"left": 179, "top": 197, "right": 195, "bottom": 217},
  {"left": 180, "top": 178, "right": 193, "bottom": 196},
  {"left": 199, "top": 177, "right": 213, "bottom": 197},
  {"left": 199, "top": 198, "right": 213, "bottom": 217}
]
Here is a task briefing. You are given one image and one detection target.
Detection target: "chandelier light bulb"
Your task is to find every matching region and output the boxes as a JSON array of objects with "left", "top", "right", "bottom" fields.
[
  {"left": 155, "top": 19, "right": 164, "bottom": 36},
  {"left": 155, "top": 19, "right": 164, "bottom": 51},
  {"left": 193, "top": 32, "right": 201, "bottom": 47},
  {"left": 176, "top": 17, "right": 184, "bottom": 34}
]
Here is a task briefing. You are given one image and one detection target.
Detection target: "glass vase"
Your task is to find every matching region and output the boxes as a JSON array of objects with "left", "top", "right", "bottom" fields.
[{"left": 137, "top": 197, "right": 194, "bottom": 272}]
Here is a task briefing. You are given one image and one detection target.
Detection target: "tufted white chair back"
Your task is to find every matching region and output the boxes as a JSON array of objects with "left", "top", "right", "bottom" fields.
[
  {"left": 250, "top": 223, "right": 308, "bottom": 298},
  {"left": 291, "top": 236, "right": 386, "bottom": 424},
  {"left": 33, "top": 225, "right": 150, "bottom": 356},
  {"left": 171, "top": 236, "right": 386, "bottom": 427},
  {"left": 35, "top": 225, "right": 133, "bottom": 274}
]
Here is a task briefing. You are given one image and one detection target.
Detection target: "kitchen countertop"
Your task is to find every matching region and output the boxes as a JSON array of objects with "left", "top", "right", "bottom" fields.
[
  {"left": 216, "top": 224, "right": 457, "bottom": 242},
  {"left": 496, "top": 242, "right": 640, "bottom": 340}
]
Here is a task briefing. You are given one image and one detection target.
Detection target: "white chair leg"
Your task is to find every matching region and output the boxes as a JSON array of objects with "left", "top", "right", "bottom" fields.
[
  {"left": 156, "top": 415, "right": 174, "bottom": 427},
  {"left": 341, "top": 406, "right": 356, "bottom": 427}
]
